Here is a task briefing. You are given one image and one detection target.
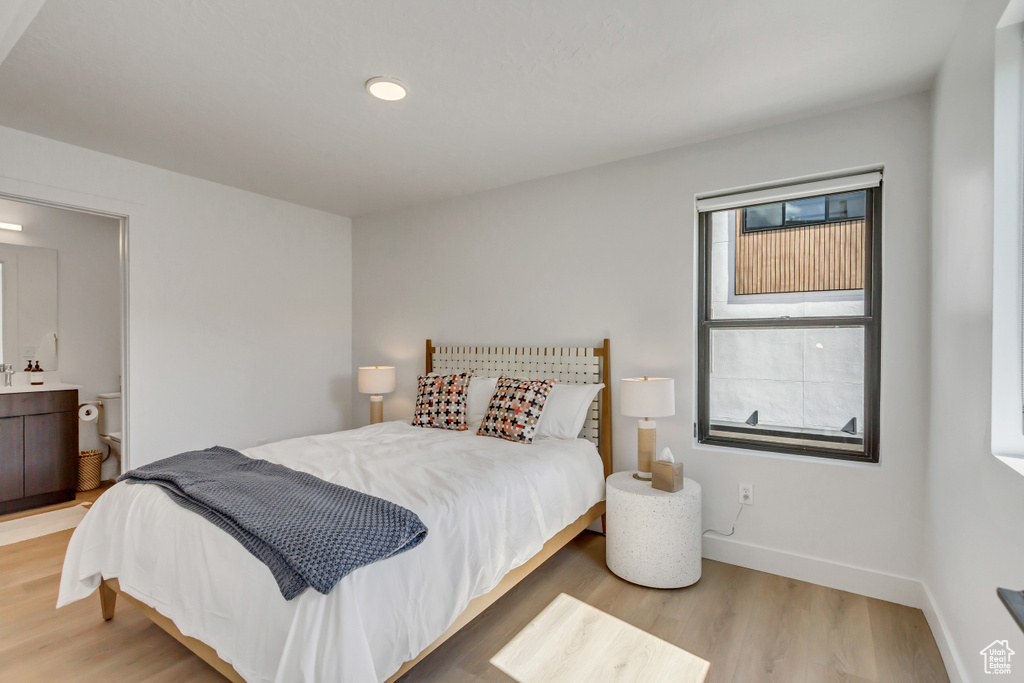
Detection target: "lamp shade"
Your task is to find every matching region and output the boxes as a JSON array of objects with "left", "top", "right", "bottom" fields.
[
  {"left": 620, "top": 377, "right": 675, "bottom": 418},
  {"left": 358, "top": 366, "right": 396, "bottom": 394}
]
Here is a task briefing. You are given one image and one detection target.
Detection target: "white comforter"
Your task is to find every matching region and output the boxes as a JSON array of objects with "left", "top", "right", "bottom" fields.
[{"left": 57, "top": 421, "right": 605, "bottom": 683}]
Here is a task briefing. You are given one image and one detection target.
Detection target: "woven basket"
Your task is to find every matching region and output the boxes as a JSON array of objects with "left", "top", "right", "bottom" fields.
[{"left": 77, "top": 449, "right": 103, "bottom": 492}]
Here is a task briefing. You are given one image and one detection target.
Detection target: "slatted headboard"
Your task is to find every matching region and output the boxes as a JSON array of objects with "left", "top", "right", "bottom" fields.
[{"left": 426, "top": 339, "right": 612, "bottom": 479}]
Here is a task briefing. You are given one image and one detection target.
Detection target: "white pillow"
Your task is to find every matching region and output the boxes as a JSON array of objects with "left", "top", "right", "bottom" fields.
[
  {"left": 467, "top": 376, "right": 498, "bottom": 431},
  {"left": 536, "top": 383, "right": 604, "bottom": 440}
]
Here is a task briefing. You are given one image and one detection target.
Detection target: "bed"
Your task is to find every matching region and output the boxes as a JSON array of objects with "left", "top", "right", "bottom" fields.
[{"left": 57, "top": 340, "right": 613, "bottom": 682}]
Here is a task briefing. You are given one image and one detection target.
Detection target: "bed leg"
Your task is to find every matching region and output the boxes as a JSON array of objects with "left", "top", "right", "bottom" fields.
[
  {"left": 99, "top": 580, "right": 116, "bottom": 621},
  {"left": 601, "top": 513, "right": 607, "bottom": 535}
]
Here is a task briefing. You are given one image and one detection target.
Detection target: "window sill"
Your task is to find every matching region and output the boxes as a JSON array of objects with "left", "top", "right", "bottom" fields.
[
  {"left": 692, "top": 438, "right": 881, "bottom": 468},
  {"left": 994, "top": 452, "right": 1024, "bottom": 478}
]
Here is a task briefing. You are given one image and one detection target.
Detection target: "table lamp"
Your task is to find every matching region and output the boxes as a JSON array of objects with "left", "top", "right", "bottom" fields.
[
  {"left": 620, "top": 377, "right": 675, "bottom": 480},
  {"left": 358, "top": 366, "right": 396, "bottom": 424}
]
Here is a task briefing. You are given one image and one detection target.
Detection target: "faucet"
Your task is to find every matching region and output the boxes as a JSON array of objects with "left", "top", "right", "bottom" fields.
[{"left": 3, "top": 365, "right": 13, "bottom": 387}]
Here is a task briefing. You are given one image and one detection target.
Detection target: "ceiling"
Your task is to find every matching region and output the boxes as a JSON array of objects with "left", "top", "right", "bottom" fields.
[{"left": 0, "top": 1, "right": 967, "bottom": 217}]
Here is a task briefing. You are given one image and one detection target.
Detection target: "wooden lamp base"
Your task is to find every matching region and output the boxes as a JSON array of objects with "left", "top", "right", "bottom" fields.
[
  {"left": 370, "top": 395, "right": 383, "bottom": 424},
  {"left": 634, "top": 419, "right": 656, "bottom": 480}
]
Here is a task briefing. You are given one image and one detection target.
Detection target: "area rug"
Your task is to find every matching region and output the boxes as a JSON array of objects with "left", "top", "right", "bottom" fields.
[
  {"left": 0, "top": 503, "right": 91, "bottom": 547},
  {"left": 491, "top": 593, "right": 710, "bottom": 683}
]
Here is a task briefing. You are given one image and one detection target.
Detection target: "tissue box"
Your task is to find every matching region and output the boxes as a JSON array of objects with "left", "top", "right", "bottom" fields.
[{"left": 651, "top": 460, "right": 684, "bottom": 493}]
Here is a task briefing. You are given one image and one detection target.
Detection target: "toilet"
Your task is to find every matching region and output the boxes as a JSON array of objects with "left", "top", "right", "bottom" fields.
[{"left": 97, "top": 391, "right": 122, "bottom": 462}]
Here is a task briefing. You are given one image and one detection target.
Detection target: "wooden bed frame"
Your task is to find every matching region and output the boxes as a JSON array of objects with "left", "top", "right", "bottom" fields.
[{"left": 97, "top": 339, "right": 613, "bottom": 683}]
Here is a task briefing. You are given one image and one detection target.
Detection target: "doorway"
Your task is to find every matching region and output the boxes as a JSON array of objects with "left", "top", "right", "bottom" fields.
[{"left": 0, "top": 192, "right": 129, "bottom": 477}]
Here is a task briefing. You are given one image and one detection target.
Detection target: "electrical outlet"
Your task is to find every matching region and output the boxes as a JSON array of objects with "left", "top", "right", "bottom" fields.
[{"left": 739, "top": 482, "right": 754, "bottom": 505}]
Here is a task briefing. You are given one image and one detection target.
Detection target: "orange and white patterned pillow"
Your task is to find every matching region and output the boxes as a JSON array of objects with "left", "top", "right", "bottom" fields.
[
  {"left": 412, "top": 372, "right": 472, "bottom": 430},
  {"left": 476, "top": 376, "right": 555, "bottom": 444}
]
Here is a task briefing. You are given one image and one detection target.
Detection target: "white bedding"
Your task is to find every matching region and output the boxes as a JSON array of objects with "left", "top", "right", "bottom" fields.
[{"left": 57, "top": 421, "right": 605, "bottom": 683}]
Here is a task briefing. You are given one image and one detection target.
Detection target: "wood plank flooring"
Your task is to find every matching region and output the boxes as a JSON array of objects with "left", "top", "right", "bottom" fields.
[
  {"left": 399, "top": 533, "right": 948, "bottom": 683},
  {"left": 0, "top": 481, "right": 112, "bottom": 525},
  {"left": 490, "top": 593, "right": 710, "bottom": 683},
  {"left": 0, "top": 522, "right": 948, "bottom": 682}
]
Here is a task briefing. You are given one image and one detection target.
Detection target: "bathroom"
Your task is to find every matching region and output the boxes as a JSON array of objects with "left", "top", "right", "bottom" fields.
[{"left": 0, "top": 197, "right": 123, "bottom": 481}]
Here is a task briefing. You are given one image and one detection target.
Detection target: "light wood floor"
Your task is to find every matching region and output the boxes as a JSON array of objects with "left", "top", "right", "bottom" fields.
[
  {"left": 0, "top": 521, "right": 948, "bottom": 682},
  {"left": 401, "top": 533, "right": 949, "bottom": 683},
  {"left": 0, "top": 481, "right": 113, "bottom": 525}
]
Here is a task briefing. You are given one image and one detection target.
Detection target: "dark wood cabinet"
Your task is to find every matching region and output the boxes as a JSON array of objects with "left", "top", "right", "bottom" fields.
[
  {"left": 25, "top": 411, "right": 78, "bottom": 497},
  {"left": 0, "top": 417, "right": 24, "bottom": 502},
  {"left": 0, "top": 389, "right": 79, "bottom": 514}
]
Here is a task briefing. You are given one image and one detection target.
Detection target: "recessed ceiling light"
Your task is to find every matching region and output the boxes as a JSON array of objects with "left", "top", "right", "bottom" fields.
[
  {"left": 0, "top": 222, "right": 22, "bottom": 232},
  {"left": 366, "top": 77, "right": 407, "bottom": 101}
]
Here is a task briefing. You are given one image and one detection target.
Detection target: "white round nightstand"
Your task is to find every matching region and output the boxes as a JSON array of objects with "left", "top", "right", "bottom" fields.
[{"left": 605, "top": 471, "right": 702, "bottom": 588}]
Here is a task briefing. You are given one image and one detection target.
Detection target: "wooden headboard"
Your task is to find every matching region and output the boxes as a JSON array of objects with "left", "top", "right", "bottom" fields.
[{"left": 425, "top": 339, "right": 612, "bottom": 480}]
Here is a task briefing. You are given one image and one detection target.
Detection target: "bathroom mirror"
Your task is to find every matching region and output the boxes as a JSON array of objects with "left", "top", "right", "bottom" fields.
[{"left": 0, "top": 244, "right": 58, "bottom": 370}]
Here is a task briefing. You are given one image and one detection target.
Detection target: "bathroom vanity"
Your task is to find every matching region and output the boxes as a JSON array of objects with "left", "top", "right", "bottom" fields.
[{"left": 0, "top": 385, "right": 80, "bottom": 514}]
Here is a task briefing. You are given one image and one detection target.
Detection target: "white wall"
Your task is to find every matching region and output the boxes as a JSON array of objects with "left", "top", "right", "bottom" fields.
[
  {"left": 0, "top": 125, "right": 354, "bottom": 468},
  {"left": 926, "top": 0, "right": 1024, "bottom": 680},
  {"left": 353, "top": 92, "right": 933, "bottom": 605},
  {"left": 0, "top": 198, "right": 121, "bottom": 476}
]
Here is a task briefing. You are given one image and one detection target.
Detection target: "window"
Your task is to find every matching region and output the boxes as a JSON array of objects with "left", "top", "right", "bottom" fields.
[
  {"left": 696, "top": 174, "right": 882, "bottom": 462},
  {"left": 741, "top": 191, "right": 866, "bottom": 233},
  {"left": 992, "top": 18, "right": 1024, "bottom": 471}
]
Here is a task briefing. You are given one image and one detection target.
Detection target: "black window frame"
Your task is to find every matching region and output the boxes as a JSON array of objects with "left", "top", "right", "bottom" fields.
[
  {"left": 697, "top": 184, "right": 882, "bottom": 463},
  {"left": 741, "top": 190, "right": 868, "bottom": 233}
]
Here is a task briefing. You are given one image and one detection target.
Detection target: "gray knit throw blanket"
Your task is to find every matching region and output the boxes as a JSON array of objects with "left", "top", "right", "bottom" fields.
[{"left": 118, "top": 446, "right": 428, "bottom": 600}]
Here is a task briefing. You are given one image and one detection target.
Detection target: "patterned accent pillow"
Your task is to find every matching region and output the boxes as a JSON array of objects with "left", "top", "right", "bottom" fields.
[
  {"left": 477, "top": 376, "right": 556, "bottom": 444},
  {"left": 412, "top": 372, "right": 472, "bottom": 430}
]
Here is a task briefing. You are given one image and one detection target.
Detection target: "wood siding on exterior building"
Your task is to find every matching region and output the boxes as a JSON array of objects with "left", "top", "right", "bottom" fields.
[{"left": 734, "top": 210, "right": 865, "bottom": 295}]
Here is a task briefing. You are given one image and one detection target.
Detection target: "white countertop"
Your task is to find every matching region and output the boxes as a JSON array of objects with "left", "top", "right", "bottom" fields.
[{"left": 0, "top": 382, "right": 82, "bottom": 394}]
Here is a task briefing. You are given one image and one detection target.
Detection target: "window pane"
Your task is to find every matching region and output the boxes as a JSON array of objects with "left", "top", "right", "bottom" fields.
[
  {"left": 708, "top": 326, "right": 865, "bottom": 452},
  {"left": 709, "top": 208, "right": 865, "bottom": 319},
  {"left": 827, "top": 191, "right": 866, "bottom": 221},
  {"left": 743, "top": 203, "right": 783, "bottom": 231},
  {"left": 784, "top": 196, "right": 826, "bottom": 226}
]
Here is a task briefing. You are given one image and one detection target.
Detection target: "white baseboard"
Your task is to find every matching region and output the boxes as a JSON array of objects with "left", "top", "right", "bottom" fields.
[
  {"left": 918, "top": 582, "right": 968, "bottom": 683},
  {"left": 702, "top": 536, "right": 966, "bottom": 682},
  {"left": 703, "top": 535, "right": 924, "bottom": 607}
]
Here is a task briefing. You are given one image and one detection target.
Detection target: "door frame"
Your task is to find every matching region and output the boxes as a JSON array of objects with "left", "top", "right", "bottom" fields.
[{"left": 0, "top": 190, "right": 131, "bottom": 470}]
